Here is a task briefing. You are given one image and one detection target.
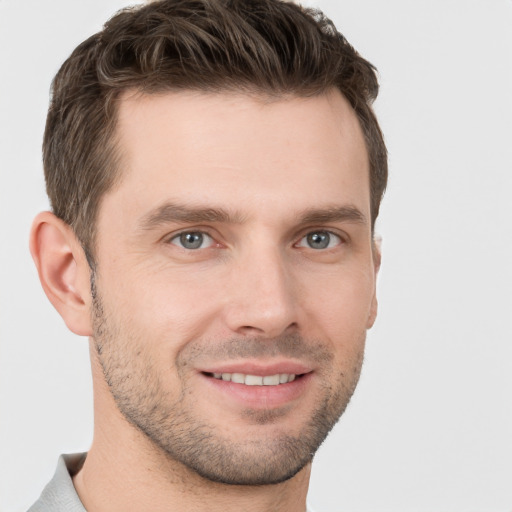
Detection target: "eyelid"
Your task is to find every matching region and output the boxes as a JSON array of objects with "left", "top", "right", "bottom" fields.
[
  {"left": 166, "top": 229, "right": 217, "bottom": 249},
  {"left": 162, "top": 225, "right": 216, "bottom": 241},
  {"left": 162, "top": 227, "right": 347, "bottom": 250},
  {"left": 294, "top": 229, "right": 347, "bottom": 249}
]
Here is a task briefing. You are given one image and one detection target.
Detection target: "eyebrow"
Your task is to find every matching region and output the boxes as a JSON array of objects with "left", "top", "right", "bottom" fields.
[
  {"left": 138, "top": 201, "right": 367, "bottom": 231},
  {"left": 138, "top": 202, "right": 246, "bottom": 231},
  {"left": 297, "top": 205, "right": 368, "bottom": 226}
]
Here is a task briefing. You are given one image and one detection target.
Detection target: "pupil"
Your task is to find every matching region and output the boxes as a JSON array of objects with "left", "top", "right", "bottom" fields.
[
  {"left": 307, "top": 232, "right": 329, "bottom": 249},
  {"left": 180, "top": 232, "right": 203, "bottom": 249}
]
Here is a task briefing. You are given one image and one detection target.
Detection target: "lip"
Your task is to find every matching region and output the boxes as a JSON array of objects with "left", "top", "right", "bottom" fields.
[
  {"left": 199, "top": 360, "right": 313, "bottom": 376},
  {"left": 198, "top": 360, "right": 314, "bottom": 409}
]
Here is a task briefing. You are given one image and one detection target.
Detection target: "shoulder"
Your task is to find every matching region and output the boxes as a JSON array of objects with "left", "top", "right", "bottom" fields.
[{"left": 27, "top": 454, "right": 87, "bottom": 512}]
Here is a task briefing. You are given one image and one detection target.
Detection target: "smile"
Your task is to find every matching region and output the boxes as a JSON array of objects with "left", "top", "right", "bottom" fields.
[
  {"left": 201, "top": 369, "right": 312, "bottom": 408},
  {"left": 208, "top": 372, "right": 298, "bottom": 385}
]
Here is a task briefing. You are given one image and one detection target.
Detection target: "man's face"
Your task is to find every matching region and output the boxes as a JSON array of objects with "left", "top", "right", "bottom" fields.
[{"left": 91, "top": 90, "right": 378, "bottom": 485}]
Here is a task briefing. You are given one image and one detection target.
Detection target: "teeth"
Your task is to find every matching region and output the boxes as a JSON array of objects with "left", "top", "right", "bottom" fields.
[
  {"left": 231, "top": 373, "right": 245, "bottom": 384},
  {"left": 263, "top": 374, "right": 280, "bottom": 385},
  {"left": 245, "top": 374, "right": 263, "bottom": 386},
  {"left": 211, "top": 372, "right": 298, "bottom": 385}
]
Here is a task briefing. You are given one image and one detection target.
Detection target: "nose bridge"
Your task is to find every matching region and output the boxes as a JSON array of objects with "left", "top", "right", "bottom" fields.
[{"left": 223, "top": 239, "right": 298, "bottom": 337}]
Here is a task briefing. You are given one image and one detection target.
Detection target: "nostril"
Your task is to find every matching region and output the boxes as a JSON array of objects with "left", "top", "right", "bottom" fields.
[
  {"left": 236, "top": 324, "right": 298, "bottom": 341},
  {"left": 237, "top": 325, "right": 265, "bottom": 335}
]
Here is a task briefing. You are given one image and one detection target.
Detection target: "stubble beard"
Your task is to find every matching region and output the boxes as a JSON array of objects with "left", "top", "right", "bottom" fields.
[{"left": 91, "top": 277, "right": 365, "bottom": 486}]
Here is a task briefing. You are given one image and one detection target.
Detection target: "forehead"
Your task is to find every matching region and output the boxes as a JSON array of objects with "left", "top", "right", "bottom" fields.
[{"left": 106, "top": 89, "right": 370, "bottom": 223}]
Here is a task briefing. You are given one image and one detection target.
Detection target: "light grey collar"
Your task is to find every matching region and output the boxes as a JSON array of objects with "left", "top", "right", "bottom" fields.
[{"left": 28, "top": 454, "right": 87, "bottom": 512}]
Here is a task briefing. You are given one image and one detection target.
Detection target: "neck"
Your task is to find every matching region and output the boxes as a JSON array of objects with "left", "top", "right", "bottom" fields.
[{"left": 73, "top": 346, "right": 311, "bottom": 512}]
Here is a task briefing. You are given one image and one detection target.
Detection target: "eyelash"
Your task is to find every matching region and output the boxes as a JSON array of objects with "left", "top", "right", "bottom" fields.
[
  {"left": 168, "top": 231, "right": 216, "bottom": 250},
  {"left": 167, "top": 229, "right": 346, "bottom": 251},
  {"left": 295, "top": 230, "right": 344, "bottom": 250}
]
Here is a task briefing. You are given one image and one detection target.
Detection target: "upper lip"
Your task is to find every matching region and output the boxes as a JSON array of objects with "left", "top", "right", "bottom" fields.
[{"left": 199, "top": 360, "right": 313, "bottom": 376}]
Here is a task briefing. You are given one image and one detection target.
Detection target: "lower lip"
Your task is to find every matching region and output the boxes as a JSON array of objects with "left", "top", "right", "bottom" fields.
[{"left": 200, "top": 373, "right": 313, "bottom": 409}]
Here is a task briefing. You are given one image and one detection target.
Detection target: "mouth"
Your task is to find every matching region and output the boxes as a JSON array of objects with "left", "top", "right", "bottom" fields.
[
  {"left": 203, "top": 372, "right": 301, "bottom": 386},
  {"left": 198, "top": 363, "right": 313, "bottom": 409}
]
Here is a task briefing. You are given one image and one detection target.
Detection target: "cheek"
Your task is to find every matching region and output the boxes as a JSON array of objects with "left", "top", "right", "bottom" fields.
[
  {"left": 299, "top": 265, "right": 374, "bottom": 352},
  {"left": 104, "top": 262, "right": 224, "bottom": 349},
  {"left": 304, "top": 263, "right": 375, "bottom": 319}
]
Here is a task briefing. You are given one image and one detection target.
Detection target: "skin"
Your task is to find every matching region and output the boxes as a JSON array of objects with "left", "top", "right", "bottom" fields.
[{"left": 30, "top": 89, "right": 379, "bottom": 512}]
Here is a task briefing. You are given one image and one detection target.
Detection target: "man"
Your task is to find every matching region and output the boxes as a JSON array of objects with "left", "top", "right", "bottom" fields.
[{"left": 28, "top": 0, "right": 387, "bottom": 510}]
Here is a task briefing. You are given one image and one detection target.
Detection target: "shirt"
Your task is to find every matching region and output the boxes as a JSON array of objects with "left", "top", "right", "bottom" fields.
[{"left": 28, "top": 454, "right": 87, "bottom": 512}]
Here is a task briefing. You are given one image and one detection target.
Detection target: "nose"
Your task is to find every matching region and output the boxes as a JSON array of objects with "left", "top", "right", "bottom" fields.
[{"left": 222, "top": 245, "right": 299, "bottom": 338}]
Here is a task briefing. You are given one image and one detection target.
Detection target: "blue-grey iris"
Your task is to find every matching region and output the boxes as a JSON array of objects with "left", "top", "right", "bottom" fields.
[
  {"left": 307, "top": 232, "right": 331, "bottom": 249},
  {"left": 180, "top": 232, "right": 204, "bottom": 249}
]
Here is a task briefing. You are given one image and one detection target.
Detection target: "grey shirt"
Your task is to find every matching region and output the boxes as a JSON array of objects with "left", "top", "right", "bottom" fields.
[
  {"left": 28, "top": 454, "right": 87, "bottom": 512},
  {"left": 28, "top": 453, "right": 317, "bottom": 512}
]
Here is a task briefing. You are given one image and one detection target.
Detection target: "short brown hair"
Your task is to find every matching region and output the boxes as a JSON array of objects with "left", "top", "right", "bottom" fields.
[{"left": 43, "top": 0, "right": 387, "bottom": 265}]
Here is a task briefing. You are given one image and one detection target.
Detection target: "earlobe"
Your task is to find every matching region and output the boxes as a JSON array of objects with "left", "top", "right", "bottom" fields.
[
  {"left": 29, "top": 212, "right": 93, "bottom": 336},
  {"left": 367, "top": 293, "right": 379, "bottom": 329},
  {"left": 367, "top": 236, "right": 382, "bottom": 329}
]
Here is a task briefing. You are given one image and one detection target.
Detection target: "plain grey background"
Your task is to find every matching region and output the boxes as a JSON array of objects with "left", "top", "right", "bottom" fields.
[{"left": 1, "top": 1, "right": 511, "bottom": 511}]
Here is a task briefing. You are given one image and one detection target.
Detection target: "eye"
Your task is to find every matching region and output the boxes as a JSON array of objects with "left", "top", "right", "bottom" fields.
[
  {"left": 297, "top": 231, "right": 342, "bottom": 250},
  {"left": 170, "top": 231, "right": 215, "bottom": 250}
]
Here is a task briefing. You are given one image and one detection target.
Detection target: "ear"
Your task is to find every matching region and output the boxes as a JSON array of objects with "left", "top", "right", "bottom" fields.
[
  {"left": 366, "top": 235, "right": 382, "bottom": 329},
  {"left": 29, "top": 211, "right": 93, "bottom": 336}
]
